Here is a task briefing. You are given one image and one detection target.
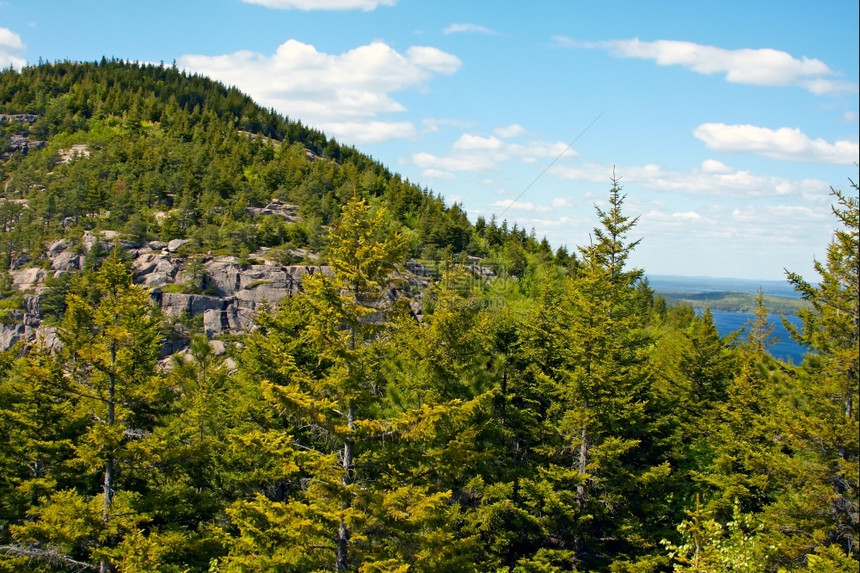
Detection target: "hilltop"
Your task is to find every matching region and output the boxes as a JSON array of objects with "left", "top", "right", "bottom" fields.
[{"left": 0, "top": 59, "right": 564, "bottom": 351}]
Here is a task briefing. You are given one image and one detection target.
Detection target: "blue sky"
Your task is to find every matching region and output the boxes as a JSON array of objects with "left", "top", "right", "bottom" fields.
[{"left": 1, "top": 1, "right": 857, "bottom": 280}]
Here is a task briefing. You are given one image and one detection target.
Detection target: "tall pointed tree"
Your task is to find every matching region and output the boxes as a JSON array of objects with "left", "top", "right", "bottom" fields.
[
  {"left": 222, "top": 196, "right": 408, "bottom": 571},
  {"left": 780, "top": 182, "right": 859, "bottom": 564},
  {"left": 517, "top": 174, "right": 668, "bottom": 569},
  {"left": 8, "top": 250, "right": 169, "bottom": 573}
]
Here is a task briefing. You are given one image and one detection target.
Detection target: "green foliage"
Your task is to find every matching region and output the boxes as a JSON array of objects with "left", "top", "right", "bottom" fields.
[
  {"left": 1, "top": 61, "right": 856, "bottom": 572},
  {"left": 1, "top": 60, "right": 515, "bottom": 267}
]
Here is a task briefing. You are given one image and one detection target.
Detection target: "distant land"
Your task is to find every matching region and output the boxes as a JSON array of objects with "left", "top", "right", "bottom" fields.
[
  {"left": 646, "top": 275, "right": 802, "bottom": 298},
  {"left": 647, "top": 274, "right": 811, "bottom": 315}
]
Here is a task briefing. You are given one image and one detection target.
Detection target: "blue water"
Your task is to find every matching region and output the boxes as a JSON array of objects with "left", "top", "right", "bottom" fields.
[{"left": 708, "top": 311, "right": 808, "bottom": 364}]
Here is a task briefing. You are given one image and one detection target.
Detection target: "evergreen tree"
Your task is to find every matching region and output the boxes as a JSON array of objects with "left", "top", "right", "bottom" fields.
[
  {"left": 7, "top": 251, "right": 171, "bottom": 573},
  {"left": 516, "top": 175, "right": 667, "bottom": 569},
  {"left": 780, "top": 183, "right": 859, "bottom": 566},
  {"left": 222, "top": 196, "right": 408, "bottom": 571}
]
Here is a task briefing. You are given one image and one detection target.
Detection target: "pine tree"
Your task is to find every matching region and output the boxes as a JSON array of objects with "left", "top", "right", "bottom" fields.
[
  {"left": 7, "top": 250, "right": 171, "bottom": 573},
  {"left": 779, "top": 182, "right": 859, "bottom": 565},
  {"left": 222, "top": 196, "right": 407, "bottom": 571},
  {"left": 516, "top": 175, "right": 666, "bottom": 569}
]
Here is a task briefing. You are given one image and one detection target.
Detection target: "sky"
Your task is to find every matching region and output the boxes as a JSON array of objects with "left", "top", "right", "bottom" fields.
[{"left": 1, "top": 1, "right": 858, "bottom": 281}]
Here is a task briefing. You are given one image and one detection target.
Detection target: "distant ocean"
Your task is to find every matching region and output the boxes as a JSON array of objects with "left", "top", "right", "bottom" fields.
[
  {"left": 709, "top": 311, "right": 807, "bottom": 364},
  {"left": 647, "top": 275, "right": 810, "bottom": 364}
]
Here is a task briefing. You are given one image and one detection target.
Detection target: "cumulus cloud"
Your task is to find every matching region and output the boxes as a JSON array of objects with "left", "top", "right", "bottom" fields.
[
  {"left": 694, "top": 123, "right": 860, "bottom": 165},
  {"left": 453, "top": 134, "right": 504, "bottom": 151},
  {"left": 421, "top": 168, "right": 456, "bottom": 180},
  {"left": 443, "top": 23, "right": 498, "bottom": 35},
  {"left": 552, "top": 197, "right": 577, "bottom": 208},
  {"left": 413, "top": 127, "right": 577, "bottom": 179},
  {"left": 0, "top": 27, "right": 26, "bottom": 69},
  {"left": 413, "top": 150, "right": 498, "bottom": 174},
  {"left": 242, "top": 0, "right": 396, "bottom": 10},
  {"left": 323, "top": 121, "right": 417, "bottom": 144},
  {"left": 671, "top": 211, "right": 701, "bottom": 220},
  {"left": 700, "top": 159, "right": 733, "bottom": 174},
  {"left": 550, "top": 161, "right": 832, "bottom": 199},
  {"left": 494, "top": 124, "right": 527, "bottom": 138},
  {"left": 562, "top": 36, "right": 857, "bottom": 94},
  {"left": 178, "top": 40, "right": 460, "bottom": 144}
]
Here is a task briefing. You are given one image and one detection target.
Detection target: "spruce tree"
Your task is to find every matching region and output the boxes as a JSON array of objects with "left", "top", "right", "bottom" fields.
[{"left": 7, "top": 251, "right": 170, "bottom": 573}]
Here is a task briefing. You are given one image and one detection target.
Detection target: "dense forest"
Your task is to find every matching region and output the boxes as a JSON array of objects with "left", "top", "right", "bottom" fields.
[{"left": 0, "top": 60, "right": 857, "bottom": 572}]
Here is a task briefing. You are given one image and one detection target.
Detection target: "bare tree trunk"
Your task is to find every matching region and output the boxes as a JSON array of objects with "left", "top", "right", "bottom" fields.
[
  {"left": 336, "top": 401, "right": 355, "bottom": 571},
  {"left": 100, "top": 344, "right": 117, "bottom": 573},
  {"left": 576, "top": 419, "right": 588, "bottom": 509}
]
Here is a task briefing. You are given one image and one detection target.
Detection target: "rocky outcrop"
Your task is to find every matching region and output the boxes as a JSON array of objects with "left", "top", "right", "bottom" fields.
[
  {"left": 3, "top": 135, "right": 47, "bottom": 159},
  {"left": 0, "top": 294, "right": 58, "bottom": 352},
  {"left": 2, "top": 114, "right": 47, "bottom": 159},
  {"left": 1, "top": 227, "right": 480, "bottom": 356},
  {"left": 0, "top": 114, "right": 38, "bottom": 124},
  {"left": 245, "top": 198, "right": 299, "bottom": 222},
  {"left": 0, "top": 231, "right": 333, "bottom": 354}
]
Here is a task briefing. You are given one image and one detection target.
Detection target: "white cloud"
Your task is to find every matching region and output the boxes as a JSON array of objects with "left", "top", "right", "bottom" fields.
[
  {"left": 453, "top": 134, "right": 504, "bottom": 151},
  {"left": 729, "top": 204, "right": 828, "bottom": 234},
  {"left": 671, "top": 211, "right": 701, "bottom": 220},
  {"left": 443, "top": 23, "right": 498, "bottom": 35},
  {"left": 242, "top": 0, "right": 396, "bottom": 10},
  {"left": 701, "top": 159, "right": 732, "bottom": 174},
  {"left": 405, "top": 46, "right": 462, "bottom": 74},
  {"left": 178, "top": 40, "right": 460, "bottom": 144},
  {"left": 550, "top": 161, "right": 832, "bottom": 199},
  {"left": 693, "top": 123, "right": 860, "bottom": 165},
  {"left": 565, "top": 37, "right": 858, "bottom": 94},
  {"left": 494, "top": 124, "right": 527, "bottom": 138},
  {"left": 412, "top": 127, "right": 577, "bottom": 177},
  {"left": 322, "top": 121, "right": 417, "bottom": 144},
  {"left": 0, "top": 27, "right": 26, "bottom": 69},
  {"left": 421, "top": 168, "right": 456, "bottom": 180},
  {"left": 413, "top": 150, "right": 498, "bottom": 173}
]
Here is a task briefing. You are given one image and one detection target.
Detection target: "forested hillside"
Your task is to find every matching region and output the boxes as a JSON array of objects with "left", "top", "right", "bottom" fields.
[{"left": 0, "top": 60, "right": 857, "bottom": 572}]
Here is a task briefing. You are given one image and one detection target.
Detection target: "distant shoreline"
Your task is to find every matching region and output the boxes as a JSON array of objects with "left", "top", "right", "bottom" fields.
[{"left": 645, "top": 274, "right": 810, "bottom": 315}]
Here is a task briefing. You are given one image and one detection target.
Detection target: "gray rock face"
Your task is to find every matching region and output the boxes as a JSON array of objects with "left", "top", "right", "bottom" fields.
[
  {"left": 9, "top": 267, "right": 47, "bottom": 290},
  {"left": 159, "top": 292, "right": 225, "bottom": 318},
  {"left": 167, "top": 239, "right": 191, "bottom": 252},
  {"left": 0, "top": 294, "right": 58, "bottom": 351},
  {"left": 0, "top": 233, "right": 335, "bottom": 352},
  {"left": 51, "top": 252, "right": 83, "bottom": 272},
  {"left": 1, "top": 229, "right": 427, "bottom": 355},
  {"left": 3, "top": 135, "right": 47, "bottom": 159},
  {"left": 245, "top": 199, "right": 299, "bottom": 221},
  {"left": 0, "top": 114, "right": 39, "bottom": 124}
]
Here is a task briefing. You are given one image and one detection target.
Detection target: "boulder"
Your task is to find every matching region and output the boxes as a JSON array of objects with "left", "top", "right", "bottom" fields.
[
  {"left": 167, "top": 239, "right": 190, "bottom": 252},
  {"left": 9, "top": 268, "right": 46, "bottom": 289},
  {"left": 51, "top": 252, "right": 82, "bottom": 272}
]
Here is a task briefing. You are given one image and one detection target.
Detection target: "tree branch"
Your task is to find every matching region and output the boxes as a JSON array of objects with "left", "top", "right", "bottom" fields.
[{"left": 0, "top": 544, "right": 99, "bottom": 572}]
